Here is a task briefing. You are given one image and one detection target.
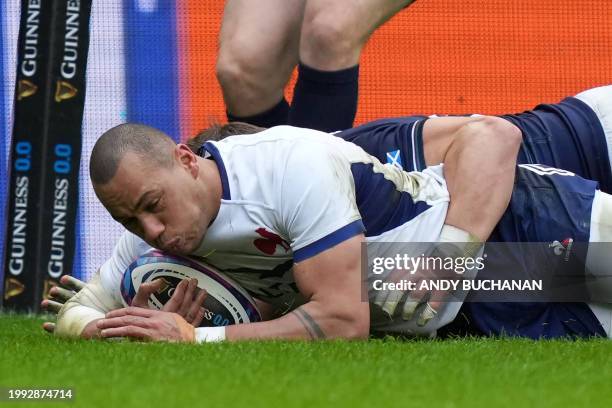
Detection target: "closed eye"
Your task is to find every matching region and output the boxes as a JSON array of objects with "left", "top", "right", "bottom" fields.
[
  {"left": 146, "top": 194, "right": 164, "bottom": 213},
  {"left": 146, "top": 198, "right": 161, "bottom": 213}
]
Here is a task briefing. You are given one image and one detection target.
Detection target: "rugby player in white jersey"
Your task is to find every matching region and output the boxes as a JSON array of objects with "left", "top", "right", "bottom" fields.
[
  {"left": 47, "top": 111, "right": 522, "bottom": 342},
  {"left": 45, "top": 86, "right": 612, "bottom": 342}
]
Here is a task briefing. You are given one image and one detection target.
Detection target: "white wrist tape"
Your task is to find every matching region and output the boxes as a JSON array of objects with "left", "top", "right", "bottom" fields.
[
  {"left": 55, "top": 270, "right": 120, "bottom": 338},
  {"left": 194, "top": 326, "right": 226, "bottom": 343},
  {"left": 438, "top": 224, "right": 483, "bottom": 258},
  {"left": 439, "top": 224, "right": 480, "bottom": 243}
]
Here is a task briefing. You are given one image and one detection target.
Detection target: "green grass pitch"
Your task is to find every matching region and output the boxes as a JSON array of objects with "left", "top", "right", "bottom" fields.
[{"left": 0, "top": 314, "right": 610, "bottom": 408}]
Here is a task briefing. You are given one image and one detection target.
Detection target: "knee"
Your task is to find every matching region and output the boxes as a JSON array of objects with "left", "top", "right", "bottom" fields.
[
  {"left": 216, "top": 40, "right": 295, "bottom": 104},
  {"left": 216, "top": 46, "right": 266, "bottom": 93},
  {"left": 300, "top": 9, "right": 362, "bottom": 68}
]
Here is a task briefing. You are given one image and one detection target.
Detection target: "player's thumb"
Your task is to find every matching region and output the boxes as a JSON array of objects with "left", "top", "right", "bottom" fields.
[{"left": 131, "top": 279, "right": 164, "bottom": 308}]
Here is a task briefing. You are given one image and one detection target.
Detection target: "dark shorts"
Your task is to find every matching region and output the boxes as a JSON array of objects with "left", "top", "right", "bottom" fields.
[{"left": 464, "top": 165, "right": 605, "bottom": 339}]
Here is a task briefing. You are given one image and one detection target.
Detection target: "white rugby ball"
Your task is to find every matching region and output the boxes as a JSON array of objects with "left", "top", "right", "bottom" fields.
[{"left": 121, "top": 250, "right": 261, "bottom": 326}]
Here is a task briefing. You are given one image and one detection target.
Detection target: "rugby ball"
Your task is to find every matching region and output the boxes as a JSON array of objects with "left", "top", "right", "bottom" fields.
[{"left": 121, "top": 250, "right": 261, "bottom": 327}]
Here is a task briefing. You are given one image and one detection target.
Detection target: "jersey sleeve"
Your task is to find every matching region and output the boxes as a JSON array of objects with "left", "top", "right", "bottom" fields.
[
  {"left": 99, "top": 231, "right": 152, "bottom": 305},
  {"left": 336, "top": 116, "right": 427, "bottom": 172},
  {"left": 277, "top": 140, "right": 365, "bottom": 262}
]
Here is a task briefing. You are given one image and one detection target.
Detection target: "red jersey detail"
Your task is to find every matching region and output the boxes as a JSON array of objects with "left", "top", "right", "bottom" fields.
[{"left": 254, "top": 228, "right": 290, "bottom": 255}]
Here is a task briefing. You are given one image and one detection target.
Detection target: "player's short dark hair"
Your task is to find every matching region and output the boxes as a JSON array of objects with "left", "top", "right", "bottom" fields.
[
  {"left": 186, "top": 122, "right": 265, "bottom": 153},
  {"left": 90, "top": 123, "right": 176, "bottom": 185}
]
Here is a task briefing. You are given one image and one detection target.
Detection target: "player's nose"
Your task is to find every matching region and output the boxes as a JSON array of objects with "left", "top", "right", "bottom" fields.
[{"left": 140, "top": 214, "right": 164, "bottom": 244}]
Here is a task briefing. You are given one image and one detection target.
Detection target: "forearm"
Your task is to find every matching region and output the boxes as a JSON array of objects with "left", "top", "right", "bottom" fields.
[
  {"left": 224, "top": 300, "right": 369, "bottom": 341},
  {"left": 442, "top": 117, "right": 521, "bottom": 241}
]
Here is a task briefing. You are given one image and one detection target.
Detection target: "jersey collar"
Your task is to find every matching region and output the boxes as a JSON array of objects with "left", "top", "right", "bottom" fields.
[{"left": 198, "top": 142, "right": 231, "bottom": 200}]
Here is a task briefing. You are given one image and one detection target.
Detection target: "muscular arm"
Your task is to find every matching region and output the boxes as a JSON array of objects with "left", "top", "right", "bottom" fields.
[
  {"left": 424, "top": 116, "right": 522, "bottom": 241},
  {"left": 226, "top": 234, "right": 369, "bottom": 340},
  {"left": 95, "top": 235, "right": 368, "bottom": 343}
]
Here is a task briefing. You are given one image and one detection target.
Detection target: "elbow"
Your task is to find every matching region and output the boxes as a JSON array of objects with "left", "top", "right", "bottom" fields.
[
  {"left": 335, "top": 306, "right": 370, "bottom": 340},
  {"left": 347, "top": 320, "right": 370, "bottom": 340}
]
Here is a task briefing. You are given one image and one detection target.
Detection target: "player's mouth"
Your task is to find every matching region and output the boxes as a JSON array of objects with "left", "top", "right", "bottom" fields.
[{"left": 161, "top": 237, "right": 182, "bottom": 253}]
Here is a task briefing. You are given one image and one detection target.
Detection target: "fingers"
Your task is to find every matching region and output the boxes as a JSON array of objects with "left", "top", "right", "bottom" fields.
[
  {"left": 41, "top": 299, "right": 64, "bottom": 314},
  {"left": 98, "top": 310, "right": 192, "bottom": 342},
  {"left": 195, "top": 287, "right": 207, "bottom": 305},
  {"left": 60, "top": 275, "right": 86, "bottom": 292},
  {"left": 99, "top": 325, "right": 150, "bottom": 340},
  {"left": 131, "top": 279, "right": 165, "bottom": 308},
  {"left": 401, "top": 295, "right": 421, "bottom": 321},
  {"left": 427, "top": 292, "right": 445, "bottom": 320},
  {"left": 185, "top": 289, "right": 208, "bottom": 326},
  {"left": 190, "top": 308, "right": 206, "bottom": 327},
  {"left": 401, "top": 292, "right": 440, "bottom": 327},
  {"left": 178, "top": 279, "right": 198, "bottom": 317},
  {"left": 162, "top": 278, "right": 189, "bottom": 312},
  {"left": 97, "top": 314, "right": 152, "bottom": 331},
  {"left": 417, "top": 303, "right": 438, "bottom": 327},
  {"left": 42, "top": 322, "right": 55, "bottom": 334},
  {"left": 373, "top": 269, "right": 411, "bottom": 317},
  {"left": 417, "top": 289, "right": 453, "bottom": 327},
  {"left": 105, "top": 306, "right": 158, "bottom": 319},
  {"left": 49, "top": 286, "right": 76, "bottom": 303},
  {"left": 374, "top": 289, "right": 404, "bottom": 317},
  {"left": 400, "top": 284, "right": 441, "bottom": 326}
]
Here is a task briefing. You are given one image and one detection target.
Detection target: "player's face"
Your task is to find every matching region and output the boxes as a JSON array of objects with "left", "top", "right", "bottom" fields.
[{"left": 94, "top": 147, "right": 219, "bottom": 255}]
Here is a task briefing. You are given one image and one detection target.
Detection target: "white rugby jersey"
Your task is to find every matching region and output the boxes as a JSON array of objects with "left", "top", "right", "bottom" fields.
[{"left": 99, "top": 126, "right": 450, "bottom": 332}]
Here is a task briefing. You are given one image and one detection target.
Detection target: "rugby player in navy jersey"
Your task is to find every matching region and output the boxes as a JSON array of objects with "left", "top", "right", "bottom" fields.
[
  {"left": 337, "top": 85, "right": 612, "bottom": 338},
  {"left": 44, "top": 87, "right": 612, "bottom": 342}
]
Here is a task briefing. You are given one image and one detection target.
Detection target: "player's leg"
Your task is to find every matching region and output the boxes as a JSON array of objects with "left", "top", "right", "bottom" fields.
[
  {"left": 216, "top": 0, "right": 305, "bottom": 127},
  {"left": 288, "top": 0, "right": 415, "bottom": 132}
]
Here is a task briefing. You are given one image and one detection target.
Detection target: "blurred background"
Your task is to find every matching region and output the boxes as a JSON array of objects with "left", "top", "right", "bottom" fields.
[{"left": 1, "top": 0, "right": 611, "bottom": 283}]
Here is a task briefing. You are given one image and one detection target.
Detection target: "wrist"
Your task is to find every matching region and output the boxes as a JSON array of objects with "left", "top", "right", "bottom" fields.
[
  {"left": 194, "top": 326, "right": 227, "bottom": 343},
  {"left": 439, "top": 224, "right": 480, "bottom": 242},
  {"left": 438, "top": 224, "right": 483, "bottom": 258}
]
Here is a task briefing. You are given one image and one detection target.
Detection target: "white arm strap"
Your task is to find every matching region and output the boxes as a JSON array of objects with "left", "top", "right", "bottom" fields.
[{"left": 194, "top": 326, "right": 226, "bottom": 343}]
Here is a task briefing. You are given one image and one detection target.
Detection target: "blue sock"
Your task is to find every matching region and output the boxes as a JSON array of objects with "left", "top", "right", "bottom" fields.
[
  {"left": 288, "top": 62, "right": 359, "bottom": 132},
  {"left": 227, "top": 97, "right": 289, "bottom": 128}
]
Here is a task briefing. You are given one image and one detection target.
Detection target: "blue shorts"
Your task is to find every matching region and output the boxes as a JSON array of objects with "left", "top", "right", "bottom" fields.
[{"left": 463, "top": 165, "right": 605, "bottom": 339}]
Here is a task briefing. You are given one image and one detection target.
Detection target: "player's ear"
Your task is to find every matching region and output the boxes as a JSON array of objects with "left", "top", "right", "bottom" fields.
[{"left": 174, "top": 143, "right": 199, "bottom": 177}]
